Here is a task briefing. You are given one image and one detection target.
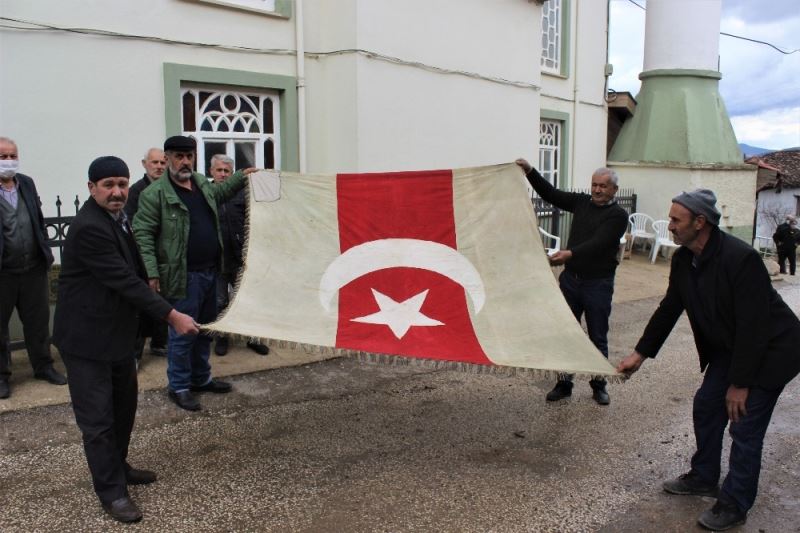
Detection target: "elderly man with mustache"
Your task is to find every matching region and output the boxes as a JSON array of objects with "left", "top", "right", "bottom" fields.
[{"left": 133, "top": 136, "right": 257, "bottom": 411}]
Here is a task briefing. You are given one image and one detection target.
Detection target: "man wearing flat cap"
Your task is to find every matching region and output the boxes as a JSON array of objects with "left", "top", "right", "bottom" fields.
[
  {"left": 133, "top": 136, "right": 256, "bottom": 411},
  {"left": 53, "top": 156, "right": 198, "bottom": 522},
  {"left": 617, "top": 189, "right": 800, "bottom": 530}
]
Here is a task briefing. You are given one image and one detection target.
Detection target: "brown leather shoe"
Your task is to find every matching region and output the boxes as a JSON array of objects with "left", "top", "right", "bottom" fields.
[{"left": 102, "top": 496, "right": 142, "bottom": 523}]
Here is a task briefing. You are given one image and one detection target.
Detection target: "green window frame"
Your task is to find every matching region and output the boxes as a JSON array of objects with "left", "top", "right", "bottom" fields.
[{"left": 163, "top": 63, "right": 299, "bottom": 171}]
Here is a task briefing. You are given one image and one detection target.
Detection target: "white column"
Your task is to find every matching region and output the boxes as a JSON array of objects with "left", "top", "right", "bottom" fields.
[{"left": 643, "top": 0, "right": 721, "bottom": 71}]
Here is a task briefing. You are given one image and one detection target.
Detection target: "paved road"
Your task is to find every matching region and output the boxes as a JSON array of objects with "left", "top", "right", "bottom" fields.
[{"left": 1, "top": 282, "right": 798, "bottom": 532}]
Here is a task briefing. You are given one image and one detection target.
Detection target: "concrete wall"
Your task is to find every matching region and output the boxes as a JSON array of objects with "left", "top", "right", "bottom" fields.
[
  {"left": 755, "top": 188, "right": 800, "bottom": 239},
  {"left": 1, "top": 0, "right": 558, "bottom": 206},
  {"left": 539, "top": 0, "right": 609, "bottom": 188},
  {"left": 610, "top": 162, "right": 758, "bottom": 241},
  {"left": 0, "top": 0, "right": 297, "bottom": 213}
]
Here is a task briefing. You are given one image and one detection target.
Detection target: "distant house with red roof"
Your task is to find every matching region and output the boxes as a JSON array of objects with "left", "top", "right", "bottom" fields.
[{"left": 748, "top": 149, "right": 800, "bottom": 242}]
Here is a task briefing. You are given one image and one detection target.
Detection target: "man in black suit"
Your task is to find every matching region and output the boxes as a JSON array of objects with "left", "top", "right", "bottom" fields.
[
  {"left": 0, "top": 136, "right": 66, "bottom": 399},
  {"left": 618, "top": 189, "right": 800, "bottom": 531},
  {"left": 53, "top": 156, "right": 197, "bottom": 523}
]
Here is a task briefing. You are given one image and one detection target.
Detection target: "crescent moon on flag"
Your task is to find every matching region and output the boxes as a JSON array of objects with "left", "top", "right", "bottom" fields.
[{"left": 319, "top": 238, "right": 486, "bottom": 314}]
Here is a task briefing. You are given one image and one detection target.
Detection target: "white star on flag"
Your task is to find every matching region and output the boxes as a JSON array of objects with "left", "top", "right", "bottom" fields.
[{"left": 352, "top": 288, "right": 445, "bottom": 339}]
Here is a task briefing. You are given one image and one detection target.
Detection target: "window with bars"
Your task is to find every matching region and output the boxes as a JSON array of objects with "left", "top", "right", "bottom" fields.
[
  {"left": 181, "top": 85, "right": 280, "bottom": 174},
  {"left": 541, "top": 0, "right": 562, "bottom": 74},
  {"left": 538, "top": 120, "right": 561, "bottom": 187}
]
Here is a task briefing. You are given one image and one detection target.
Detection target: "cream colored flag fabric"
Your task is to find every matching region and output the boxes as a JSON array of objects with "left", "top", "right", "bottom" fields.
[{"left": 207, "top": 163, "right": 619, "bottom": 380}]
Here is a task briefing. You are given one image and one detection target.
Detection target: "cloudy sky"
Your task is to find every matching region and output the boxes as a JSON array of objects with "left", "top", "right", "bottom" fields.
[{"left": 609, "top": 0, "right": 800, "bottom": 150}]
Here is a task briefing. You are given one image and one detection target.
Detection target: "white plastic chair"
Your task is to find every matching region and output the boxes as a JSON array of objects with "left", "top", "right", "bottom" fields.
[
  {"left": 629, "top": 213, "right": 656, "bottom": 252},
  {"left": 538, "top": 227, "right": 561, "bottom": 256},
  {"left": 650, "top": 219, "right": 680, "bottom": 263},
  {"left": 753, "top": 235, "right": 775, "bottom": 258}
]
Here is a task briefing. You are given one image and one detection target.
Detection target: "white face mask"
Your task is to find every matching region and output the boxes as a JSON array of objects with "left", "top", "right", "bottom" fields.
[{"left": 0, "top": 160, "right": 19, "bottom": 178}]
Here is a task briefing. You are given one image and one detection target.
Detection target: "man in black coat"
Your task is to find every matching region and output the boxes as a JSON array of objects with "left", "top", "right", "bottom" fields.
[
  {"left": 125, "top": 147, "right": 169, "bottom": 359},
  {"left": 618, "top": 189, "right": 800, "bottom": 531},
  {"left": 0, "top": 136, "right": 66, "bottom": 400},
  {"left": 208, "top": 154, "right": 268, "bottom": 357},
  {"left": 516, "top": 158, "right": 628, "bottom": 405},
  {"left": 53, "top": 156, "right": 197, "bottom": 523},
  {"left": 771, "top": 214, "right": 800, "bottom": 275}
]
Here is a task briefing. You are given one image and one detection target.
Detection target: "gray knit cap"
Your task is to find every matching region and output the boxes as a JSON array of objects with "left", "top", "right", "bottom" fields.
[{"left": 671, "top": 189, "right": 721, "bottom": 226}]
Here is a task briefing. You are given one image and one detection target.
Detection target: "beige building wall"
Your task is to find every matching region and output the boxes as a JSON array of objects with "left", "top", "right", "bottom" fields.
[{"left": 611, "top": 163, "right": 758, "bottom": 241}]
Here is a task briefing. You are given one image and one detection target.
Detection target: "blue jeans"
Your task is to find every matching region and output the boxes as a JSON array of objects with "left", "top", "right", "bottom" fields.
[
  {"left": 690, "top": 361, "right": 783, "bottom": 514},
  {"left": 167, "top": 270, "right": 218, "bottom": 392},
  {"left": 558, "top": 270, "right": 614, "bottom": 387}
]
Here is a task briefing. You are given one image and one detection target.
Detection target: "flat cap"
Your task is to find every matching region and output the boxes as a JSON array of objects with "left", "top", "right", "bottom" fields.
[
  {"left": 672, "top": 189, "right": 721, "bottom": 226},
  {"left": 163, "top": 135, "right": 196, "bottom": 152}
]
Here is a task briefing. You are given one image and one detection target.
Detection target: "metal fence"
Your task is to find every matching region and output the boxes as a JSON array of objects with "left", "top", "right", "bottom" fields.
[
  {"left": 44, "top": 195, "right": 81, "bottom": 265},
  {"left": 533, "top": 188, "right": 637, "bottom": 248}
]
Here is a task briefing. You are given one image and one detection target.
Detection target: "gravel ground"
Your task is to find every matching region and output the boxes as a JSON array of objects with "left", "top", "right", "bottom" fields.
[{"left": 1, "top": 261, "right": 798, "bottom": 532}]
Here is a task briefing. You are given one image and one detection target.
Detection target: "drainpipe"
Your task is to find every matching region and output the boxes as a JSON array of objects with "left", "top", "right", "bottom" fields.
[
  {"left": 570, "top": 0, "right": 579, "bottom": 184},
  {"left": 295, "top": 0, "right": 307, "bottom": 172}
]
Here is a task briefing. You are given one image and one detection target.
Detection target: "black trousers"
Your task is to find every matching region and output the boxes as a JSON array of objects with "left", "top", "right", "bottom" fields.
[
  {"left": 777, "top": 247, "right": 796, "bottom": 275},
  {"left": 0, "top": 265, "right": 53, "bottom": 379},
  {"left": 62, "top": 352, "right": 138, "bottom": 504},
  {"left": 133, "top": 321, "right": 168, "bottom": 359}
]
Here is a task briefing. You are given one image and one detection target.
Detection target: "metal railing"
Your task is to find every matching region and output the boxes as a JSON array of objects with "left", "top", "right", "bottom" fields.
[
  {"left": 44, "top": 195, "right": 81, "bottom": 264},
  {"left": 533, "top": 188, "right": 637, "bottom": 248}
]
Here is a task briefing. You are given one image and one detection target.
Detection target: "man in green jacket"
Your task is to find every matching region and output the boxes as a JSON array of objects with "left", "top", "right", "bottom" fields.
[{"left": 133, "top": 136, "right": 255, "bottom": 411}]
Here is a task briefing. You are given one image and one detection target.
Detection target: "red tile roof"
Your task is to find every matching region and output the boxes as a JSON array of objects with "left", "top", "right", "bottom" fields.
[{"left": 746, "top": 149, "right": 800, "bottom": 189}]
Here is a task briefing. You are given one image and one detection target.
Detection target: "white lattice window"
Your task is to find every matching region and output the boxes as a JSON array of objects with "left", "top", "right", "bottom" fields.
[
  {"left": 541, "top": 0, "right": 562, "bottom": 74},
  {"left": 181, "top": 85, "right": 280, "bottom": 173},
  {"left": 539, "top": 120, "right": 561, "bottom": 187}
]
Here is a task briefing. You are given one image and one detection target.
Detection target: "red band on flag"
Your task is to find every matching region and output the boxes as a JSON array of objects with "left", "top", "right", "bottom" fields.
[{"left": 334, "top": 170, "right": 490, "bottom": 364}]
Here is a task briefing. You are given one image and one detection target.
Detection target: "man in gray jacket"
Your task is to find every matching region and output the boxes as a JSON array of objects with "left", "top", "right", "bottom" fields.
[{"left": 0, "top": 136, "right": 66, "bottom": 399}]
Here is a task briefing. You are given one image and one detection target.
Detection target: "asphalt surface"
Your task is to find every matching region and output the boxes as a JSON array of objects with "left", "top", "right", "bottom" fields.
[{"left": 1, "top": 256, "right": 799, "bottom": 532}]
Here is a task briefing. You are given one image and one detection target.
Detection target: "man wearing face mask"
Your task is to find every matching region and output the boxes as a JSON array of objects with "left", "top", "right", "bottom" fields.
[
  {"left": 0, "top": 137, "right": 67, "bottom": 400},
  {"left": 133, "top": 136, "right": 257, "bottom": 412}
]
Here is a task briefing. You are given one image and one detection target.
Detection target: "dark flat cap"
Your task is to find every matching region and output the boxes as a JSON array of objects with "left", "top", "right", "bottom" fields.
[
  {"left": 163, "top": 135, "right": 196, "bottom": 152},
  {"left": 672, "top": 189, "right": 721, "bottom": 226},
  {"left": 88, "top": 156, "right": 130, "bottom": 183}
]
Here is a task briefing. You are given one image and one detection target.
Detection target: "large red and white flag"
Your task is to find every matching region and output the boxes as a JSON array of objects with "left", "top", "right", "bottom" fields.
[{"left": 208, "top": 163, "right": 618, "bottom": 379}]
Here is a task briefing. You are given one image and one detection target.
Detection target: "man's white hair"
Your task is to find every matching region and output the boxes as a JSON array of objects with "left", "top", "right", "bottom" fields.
[
  {"left": 210, "top": 154, "right": 234, "bottom": 167},
  {"left": 593, "top": 167, "right": 619, "bottom": 186}
]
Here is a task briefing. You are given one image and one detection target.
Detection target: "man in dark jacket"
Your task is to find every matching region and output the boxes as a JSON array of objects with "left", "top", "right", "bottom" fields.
[
  {"left": 0, "top": 136, "right": 66, "bottom": 400},
  {"left": 516, "top": 158, "right": 628, "bottom": 405},
  {"left": 125, "top": 147, "right": 169, "bottom": 360},
  {"left": 53, "top": 156, "right": 197, "bottom": 523},
  {"left": 208, "top": 154, "right": 268, "bottom": 357},
  {"left": 771, "top": 214, "right": 799, "bottom": 275},
  {"left": 617, "top": 189, "right": 800, "bottom": 531}
]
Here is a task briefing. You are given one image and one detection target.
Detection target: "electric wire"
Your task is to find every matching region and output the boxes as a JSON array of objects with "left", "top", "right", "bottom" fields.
[{"left": 0, "top": 16, "right": 541, "bottom": 91}]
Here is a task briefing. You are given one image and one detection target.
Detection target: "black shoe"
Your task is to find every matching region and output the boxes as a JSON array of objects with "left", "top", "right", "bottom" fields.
[
  {"left": 591, "top": 387, "right": 610, "bottom": 405},
  {"left": 663, "top": 472, "right": 719, "bottom": 497},
  {"left": 102, "top": 496, "right": 142, "bottom": 523},
  {"left": 149, "top": 345, "right": 167, "bottom": 357},
  {"left": 34, "top": 366, "right": 67, "bottom": 386},
  {"left": 247, "top": 341, "right": 270, "bottom": 355},
  {"left": 126, "top": 467, "right": 157, "bottom": 485},
  {"left": 546, "top": 381, "right": 573, "bottom": 402},
  {"left": 697, "top": 500, "right": 746, "bottom": 531},
  {"left": 168, "top": 390, "right": 201, "bottom": 411},
  {"left": 0, "top": 379, "right": 9, "bottom": 399},
  {"left": 190, "top": 379, "right": 232, "bottom": 394},
  {"left": 214, "top": 337, "right": 229, "bottom": 356}
]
